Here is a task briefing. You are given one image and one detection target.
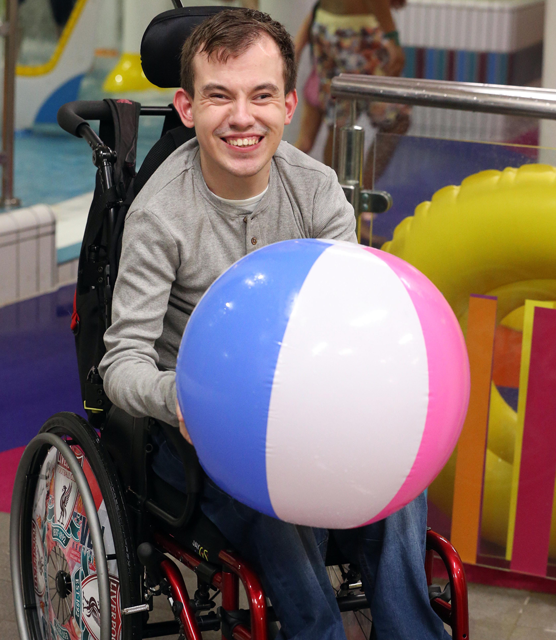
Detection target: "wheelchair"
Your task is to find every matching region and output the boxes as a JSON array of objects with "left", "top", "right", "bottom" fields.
[{"left": 10, "top": 6, "right": 469, "bottom": 640}]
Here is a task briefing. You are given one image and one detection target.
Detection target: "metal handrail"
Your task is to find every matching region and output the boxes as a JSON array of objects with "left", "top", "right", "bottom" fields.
[
  {"left": 331, "top": 75, "right": 556, "bottom": 121},
  {"left": 1, "top": 0, "right": 20, "bottom": 208}
]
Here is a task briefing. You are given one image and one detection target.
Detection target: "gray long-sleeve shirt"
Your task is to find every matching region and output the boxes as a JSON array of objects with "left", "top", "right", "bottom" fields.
[{"left": 99, "top": 139, "right": 357, "bottom": 427}]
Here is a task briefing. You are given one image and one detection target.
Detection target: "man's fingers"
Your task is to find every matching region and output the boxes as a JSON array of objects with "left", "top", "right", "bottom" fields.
[
  {"left": 176, "top": 400, "right": 193, "bottom": 444},
  {"left": 179, "top": 422, "right": 193, "bottom": 445}
]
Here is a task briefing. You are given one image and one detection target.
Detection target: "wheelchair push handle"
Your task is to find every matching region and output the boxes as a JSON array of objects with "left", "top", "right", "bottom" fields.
[{"left": 57, "top": 100, "right": 112, "bottom": 138}]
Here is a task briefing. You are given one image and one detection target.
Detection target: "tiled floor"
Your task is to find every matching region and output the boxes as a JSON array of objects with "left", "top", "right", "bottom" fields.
[
  {"left": 3, "top": 508, "right": 556, "bottom": 639},
  {"left": 466, "top": 584, "right": 556, "bottom": 639}
]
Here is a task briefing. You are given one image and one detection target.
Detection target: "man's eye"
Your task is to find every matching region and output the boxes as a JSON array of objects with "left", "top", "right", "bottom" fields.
[
  {"left": 255, "top": 94, "right": 272, "bottom": 101},
  {"left": 210, "top": 93, "right": 228, "bottom": 100}
]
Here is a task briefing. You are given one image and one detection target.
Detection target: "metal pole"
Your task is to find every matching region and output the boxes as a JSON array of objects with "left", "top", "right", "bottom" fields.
[
  {"left": 1, "top": 0, "right": 20, "bottom": 208},
  {"left": 331, "top": 75, "right": 556, "bottom": 121},
  {"left": 540, "top": 0, "right": 556, "bottom": 153},
  {"left": 337, "top": 124, "right": 365, "bottom": 239}
]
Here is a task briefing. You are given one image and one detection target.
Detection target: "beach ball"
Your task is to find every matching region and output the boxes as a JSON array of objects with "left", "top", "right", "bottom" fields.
[{"left": 176, "top": 239, "right": 470, "bottom": 528}]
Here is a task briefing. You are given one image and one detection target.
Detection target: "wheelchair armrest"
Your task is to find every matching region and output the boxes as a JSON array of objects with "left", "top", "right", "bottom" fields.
[{"left": 145, "top": 420, "right": 203, "bottom": 530}]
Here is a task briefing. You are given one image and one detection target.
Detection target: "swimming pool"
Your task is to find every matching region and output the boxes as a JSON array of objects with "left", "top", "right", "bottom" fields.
[{"left": 9, "top": 57, "right": 176, "bottom": 210}]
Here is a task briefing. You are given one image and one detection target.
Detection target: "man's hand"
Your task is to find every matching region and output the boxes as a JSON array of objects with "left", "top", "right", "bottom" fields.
[
  {"left": 384, "top": 39, "right": 405, "bottom": 77},
  {"left": 176, "top": 400, "right": 193, "bottom": 445}
]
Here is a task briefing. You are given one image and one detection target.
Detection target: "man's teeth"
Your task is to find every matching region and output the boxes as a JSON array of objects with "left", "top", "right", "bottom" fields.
[{"left": 227, "top": 137, "right": 260, "bottom": 147}]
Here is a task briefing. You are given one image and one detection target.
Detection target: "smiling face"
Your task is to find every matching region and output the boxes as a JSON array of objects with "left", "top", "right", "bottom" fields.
[{"left": 174, "top": 34, "right": 298, "bottom": 199}]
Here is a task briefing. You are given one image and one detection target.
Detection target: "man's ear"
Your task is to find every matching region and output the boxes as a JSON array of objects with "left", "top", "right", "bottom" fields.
[
  {"left": 174, "top": 88, "right": 195, "bottom": 129},
  {"left": 284, "top": 89, "right": 299, "bottom": 125}
]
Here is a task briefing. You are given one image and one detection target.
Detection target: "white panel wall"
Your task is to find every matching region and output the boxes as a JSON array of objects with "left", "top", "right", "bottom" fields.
[
  {"left": 121, "top": 0, "right": 173, "bottom": 54},
  {"left": 95, "top": 0, "right": 121, "bottom": 53},
  {"left": 396, "top": 0, "right": 544, "bottom": 52},
  {"left": 0, "top": 206, "right": 56, "bottom": 308},
  {"left": 393, "top": 0, "right": 545, "bottom": 142}
]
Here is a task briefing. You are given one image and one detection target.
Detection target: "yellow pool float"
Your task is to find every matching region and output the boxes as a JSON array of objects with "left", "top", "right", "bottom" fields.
[{"left": 383, "top": 164, "right": 556, "bottom": 554}]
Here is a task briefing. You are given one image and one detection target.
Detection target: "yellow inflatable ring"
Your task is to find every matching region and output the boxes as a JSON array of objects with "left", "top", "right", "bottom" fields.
[{"left": 383, "top": 164, "right": 556, "bottom": 554}]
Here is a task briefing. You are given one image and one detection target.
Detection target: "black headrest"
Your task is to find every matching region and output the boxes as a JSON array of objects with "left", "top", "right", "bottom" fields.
[{"left": 141, "top": 6, "right": 240, "bottom": 89}]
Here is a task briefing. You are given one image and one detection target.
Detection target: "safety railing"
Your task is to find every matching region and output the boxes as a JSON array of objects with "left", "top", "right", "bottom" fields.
[
  {"left": 331, "top": 75, "right": 556, "bottom": 120},
  {"left": 1, "top": 0, "right": 20, "bottom": 208},
  {"left": 331, "top": 76, "right": 556, "bottom": 243},
  {"left": 330, "top": 75, "right": 556, "bottom": 584}
]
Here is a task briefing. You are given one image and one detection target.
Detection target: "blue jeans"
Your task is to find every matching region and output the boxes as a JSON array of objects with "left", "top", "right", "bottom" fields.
[
  {"left": 327, "top": 494, "right": 450, "bottom": 639},
  {"left": 152, "top": 431, "right": 450, "bottom": 640}
]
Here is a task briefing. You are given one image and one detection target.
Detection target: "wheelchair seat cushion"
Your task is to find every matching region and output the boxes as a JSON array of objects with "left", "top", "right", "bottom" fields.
[
  {"left": 141, "top": 6, "right": 240, "bottom": 88},
  {"left": 152, "top": 473, "right": 232, "bottom": 565}
]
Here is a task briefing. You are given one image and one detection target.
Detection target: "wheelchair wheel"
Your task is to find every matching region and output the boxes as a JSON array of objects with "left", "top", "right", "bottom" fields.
[{"left": 11, "top": 412, "right": 142, "bottom": 640}]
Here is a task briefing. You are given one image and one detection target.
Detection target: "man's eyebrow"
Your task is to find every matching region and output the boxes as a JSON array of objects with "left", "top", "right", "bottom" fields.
[
  {"left": 252, "top": 83, "right": 280, "bottom": 93},
  {"left": 200, "top": 83, "right": 229, "bottom": 93},
  {"left": 200, "top": 82, "right": 281, "bottom": 94}
]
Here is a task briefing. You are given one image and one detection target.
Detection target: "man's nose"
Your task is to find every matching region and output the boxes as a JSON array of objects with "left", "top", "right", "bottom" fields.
[{"left": 228, "top": 98, "right": 256, "bottom": 128}]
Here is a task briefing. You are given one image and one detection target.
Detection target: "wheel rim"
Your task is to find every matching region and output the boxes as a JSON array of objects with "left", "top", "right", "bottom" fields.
[{"left": 29, "top": 443, "right": 122, "bottom": 640}]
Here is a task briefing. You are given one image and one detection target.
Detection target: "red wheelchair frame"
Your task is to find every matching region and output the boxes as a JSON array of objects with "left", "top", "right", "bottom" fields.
[
  {"left": 11, "top": 412, "right": 470, "bottom": 640},
  {"left": 154, "top": 528, "right": 469, "bottom": 640}
]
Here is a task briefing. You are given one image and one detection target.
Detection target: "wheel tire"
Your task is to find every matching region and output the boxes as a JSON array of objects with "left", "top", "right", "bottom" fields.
[{"left": 16, "top": 412, "right": 142, "bottom": 640}]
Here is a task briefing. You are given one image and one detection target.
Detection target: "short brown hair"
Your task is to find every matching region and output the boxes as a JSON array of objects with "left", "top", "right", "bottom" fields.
[{"left": 180, "top": 9, "right": 297, "bottom": 97}]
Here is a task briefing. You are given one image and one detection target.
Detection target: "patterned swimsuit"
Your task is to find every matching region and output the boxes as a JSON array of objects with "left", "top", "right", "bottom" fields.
[{"left": 311, "top": 7, "right": 411, "bottom": 127}]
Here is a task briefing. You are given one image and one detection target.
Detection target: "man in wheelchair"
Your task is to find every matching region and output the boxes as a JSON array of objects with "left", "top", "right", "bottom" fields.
[{"left": 99, "top": 8, "right": 450, "bottom": 640}]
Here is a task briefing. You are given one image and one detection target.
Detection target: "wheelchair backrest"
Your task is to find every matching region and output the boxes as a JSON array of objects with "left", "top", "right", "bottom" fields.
[{"left": 70, "top": 6, "right": 236, "bottom": 426}]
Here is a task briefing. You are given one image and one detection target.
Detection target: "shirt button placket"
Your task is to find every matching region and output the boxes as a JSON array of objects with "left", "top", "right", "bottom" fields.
[
  {"left": 244, "top": 214, "right": 252, "bottom": 252},
  {"left": 244, "top": 214, "right": 256, "bottom": 251},
  {"left": 249, "top": 216, "right": 260, "bottom": 250}
]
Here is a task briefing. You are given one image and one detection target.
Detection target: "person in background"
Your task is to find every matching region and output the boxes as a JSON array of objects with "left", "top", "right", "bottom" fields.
[
  {"left": 294, "top": 2, "right": 324, "bottom": 154},
  {"left": 295, "top": 0, "right": 410, "bottom": 186}
]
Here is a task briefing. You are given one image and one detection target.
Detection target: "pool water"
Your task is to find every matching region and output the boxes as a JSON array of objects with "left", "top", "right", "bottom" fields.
[{"left": 9, "top": 57, "right": 176, "bottom": 210}]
